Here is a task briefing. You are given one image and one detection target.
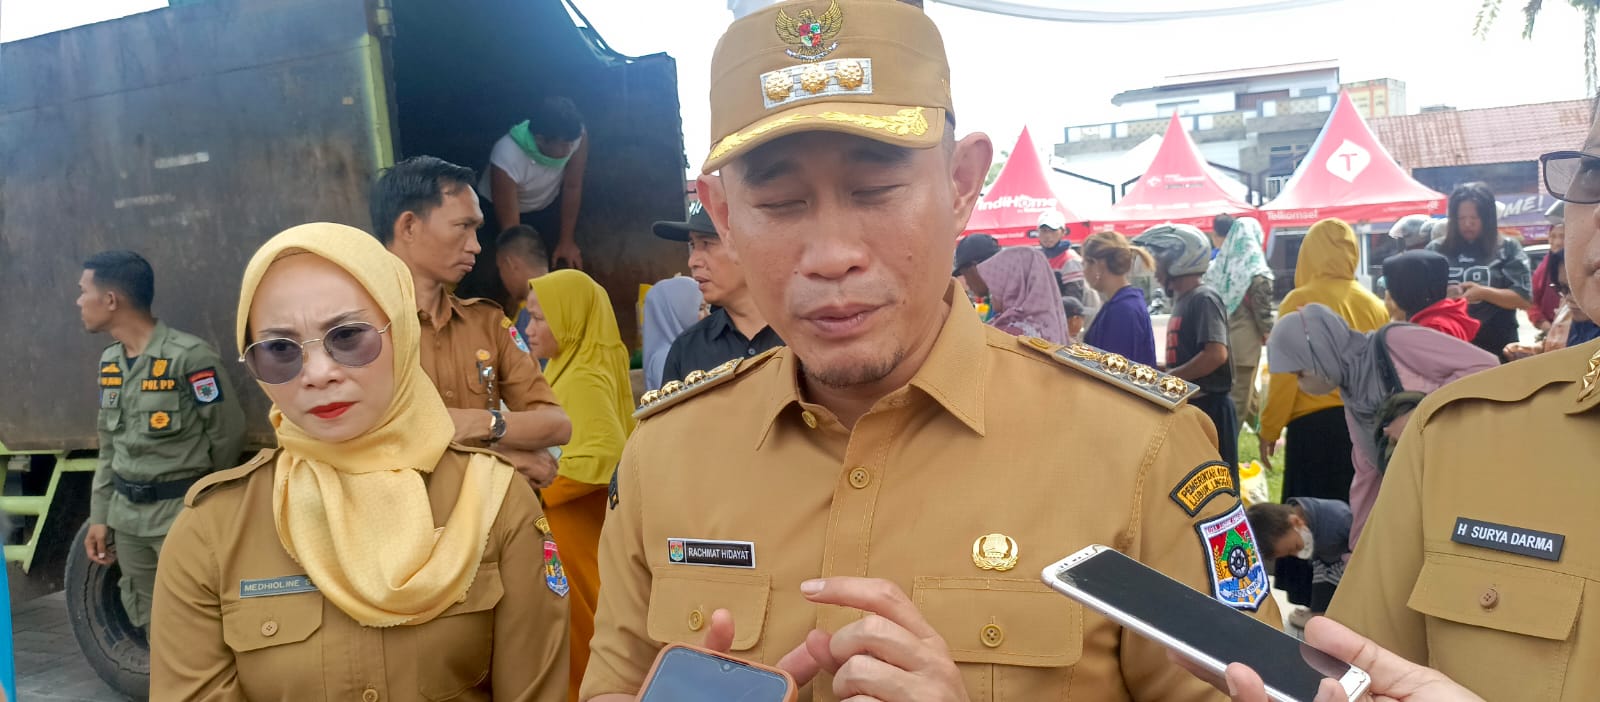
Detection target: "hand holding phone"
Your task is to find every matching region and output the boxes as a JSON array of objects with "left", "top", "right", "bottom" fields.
[
  {"left": 638, "top": 645, "right": 796, "bottom": 702},
  {"left": 1211, "top": 617, "right": 1485, "bottom": 702},
  {"left": 1042, "top": 545, "right": 1369, "bottom": 702}
]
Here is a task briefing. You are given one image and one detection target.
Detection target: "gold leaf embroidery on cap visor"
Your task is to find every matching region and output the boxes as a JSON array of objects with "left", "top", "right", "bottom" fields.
[{"left": 707, "top": 106, "right": 930, "bottom": 165}]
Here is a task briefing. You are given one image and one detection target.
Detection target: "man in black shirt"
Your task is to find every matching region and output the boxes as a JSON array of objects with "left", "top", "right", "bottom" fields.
[
  {"left": 1135, "top": 224, "right": 1237, "bottom": 467},
  {"left": 652, "top": 202, "right": 784, "bottom": 383}
]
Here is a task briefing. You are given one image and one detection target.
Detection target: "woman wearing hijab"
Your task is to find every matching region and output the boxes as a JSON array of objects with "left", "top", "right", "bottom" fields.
[
  {"left": 1257, "top": 218, "right": 1388, "bottom": 618},
  {"left": 1081, "top": 231, "right": 1158, "bottom": 365},
  {"left": 641, "top": 277, "right": 703, "bottom": 392},
  {"left": 1382, "top": 250, "right": 1480, "bottom": 342},
  {"left": 1202, "top": 216, "right": 1275, "bottom": 428},
  {"left": 522, "top": 270, "right": 636, "bottom": 701},
  {"left": 1426, "top": 182, "right": 1534, "bottom": 362},
  {"left": 151, "top": 223, "right": 569, "bottom": 700},
  {"left": 967, "top": 246, "right": 1071, "bottom": 344},
  {"left": 1269, "top": 304, "right": 1496, "bottom": 552}
]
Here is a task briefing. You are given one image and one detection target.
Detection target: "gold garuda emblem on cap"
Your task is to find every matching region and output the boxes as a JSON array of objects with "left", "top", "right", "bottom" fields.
[
  {"left": 776, "top": 0, "right": 844, "bottom": 62},
  {"left": 972, "top": 533, "right": 1019, "bottom": 571}
]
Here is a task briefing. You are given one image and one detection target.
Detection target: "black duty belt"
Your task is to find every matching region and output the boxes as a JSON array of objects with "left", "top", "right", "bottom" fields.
[{"left": 112, "top": 473, "right": 201, "bottom": 504}]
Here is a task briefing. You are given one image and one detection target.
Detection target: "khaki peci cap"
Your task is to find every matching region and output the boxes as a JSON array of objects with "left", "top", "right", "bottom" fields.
[{"left": 702, "top": 0, "right": 953, "bottom": 174}]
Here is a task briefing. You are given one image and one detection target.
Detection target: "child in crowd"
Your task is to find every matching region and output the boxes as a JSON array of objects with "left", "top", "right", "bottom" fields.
[
  {"left": 1381, "top": 250, "right": 1479, "bottom": 343},
  {"left": 1062, "top": 296, "right": 1087, "bottom": 343}
]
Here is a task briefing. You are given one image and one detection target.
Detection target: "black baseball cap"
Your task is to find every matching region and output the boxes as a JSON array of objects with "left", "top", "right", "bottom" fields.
[
  {"left": 953, "top": 234, "right": 1001, "bottom": 276},
  {"left": 652, "top": 201, "right": 718, "bottom": 242}
]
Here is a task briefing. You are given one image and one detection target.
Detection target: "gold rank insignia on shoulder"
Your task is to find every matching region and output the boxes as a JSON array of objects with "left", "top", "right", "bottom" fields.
[
  {"left": 1018, "top": 337, "right": 1197, "bottom": 410},
  {"left": 635, "top": 358, "right": 745, "bottom": 421},
  {"left": 535, "top": 516, "right": 553, "bottom": 536}
]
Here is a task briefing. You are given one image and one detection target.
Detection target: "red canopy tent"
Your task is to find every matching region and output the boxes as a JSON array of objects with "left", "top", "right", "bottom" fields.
[
  {"left": 964, "top": 127, "right": 1089, "bottom": 244},
  {"left": 1094, "top": 113, "right": 1257, "bottom": 236},
  {"left": 1262, "top": 91, "right": 1445, "bottom": 228}
]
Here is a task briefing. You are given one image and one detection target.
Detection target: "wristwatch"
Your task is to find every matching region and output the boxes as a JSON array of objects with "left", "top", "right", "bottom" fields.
[{"left": 488, "top": 409, "right": 508, "bottom": 443}]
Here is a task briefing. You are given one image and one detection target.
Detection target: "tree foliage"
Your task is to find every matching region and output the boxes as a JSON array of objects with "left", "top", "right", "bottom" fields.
[{"left": 1476, "top": 0, "right": 1599, "bottom": 95}]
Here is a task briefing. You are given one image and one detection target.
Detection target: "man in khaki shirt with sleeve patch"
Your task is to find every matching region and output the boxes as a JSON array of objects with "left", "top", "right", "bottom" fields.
[
  {"left": 582, "top": 2, "right": 1279, "bottom": 700},
  {"left": 371, "top": 156, "right": 573, "bottom": 487}
]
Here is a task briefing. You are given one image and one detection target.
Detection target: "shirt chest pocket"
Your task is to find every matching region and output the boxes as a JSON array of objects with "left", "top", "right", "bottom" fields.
[
  {"left": 1407, "top": 552, "right": 1582, "bottom": 700},
  {"left": 914, "top": 577, "right": 1084, "bottom": 700},
  {"left": 222, "top": 593, "right": 324, "bottom": 696},
  {"left": 647, "top": 569, "right": 771, "bottom": 655},
  {"left": 137, "top": 392, "right": 184, "bottom": 438},
  {"left": 411, "top": 563, "right": 503, "bottom": 700},
  {"left": 461, "top": 369, "right": 494, "bottom": 408}
]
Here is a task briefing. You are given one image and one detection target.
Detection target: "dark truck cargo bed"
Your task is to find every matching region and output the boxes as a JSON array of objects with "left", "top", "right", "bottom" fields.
[{"left": 0, "top": 0, "right": 687, "bottom": 451}]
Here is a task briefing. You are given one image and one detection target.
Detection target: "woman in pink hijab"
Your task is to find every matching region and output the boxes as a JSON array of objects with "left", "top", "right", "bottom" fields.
[{"left": 970, "top": 246, "right": 1071, "bottom": 344}]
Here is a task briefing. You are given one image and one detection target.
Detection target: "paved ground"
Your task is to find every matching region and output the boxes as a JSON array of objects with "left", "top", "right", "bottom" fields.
[{"left": 12, "top": 593, "right": 127, "bottom": 702}]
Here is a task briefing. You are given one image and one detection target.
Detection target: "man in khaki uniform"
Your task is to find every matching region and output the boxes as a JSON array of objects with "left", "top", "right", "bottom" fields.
[
  {"left": 371, "top": 156, "right": 572, "bottom": 487},
  {"left": 583, "top": 3, "right": 1279, "bottom": 701},
  {"left": 1325, "top": 103, "right": 1600, "bottom": 702},
  {"left": 77, "top": 250, "right": 246, "bottom": 628}
]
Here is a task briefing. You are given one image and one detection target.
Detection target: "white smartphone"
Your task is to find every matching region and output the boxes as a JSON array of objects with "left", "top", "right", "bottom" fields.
[{"left": 1041, "top": 545, "right": 1370, "bottom": 702}]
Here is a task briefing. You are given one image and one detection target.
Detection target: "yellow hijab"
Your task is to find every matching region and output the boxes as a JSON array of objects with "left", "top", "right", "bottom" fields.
[
  {"left": 1260, "top": 218, "right": 1391, "bottom": 442},
  {"left": 528, "top": 270, "right": 636, "bottom": 486},
  {"left": 236, "top": 223, "right": 513, "bottom": 628}
]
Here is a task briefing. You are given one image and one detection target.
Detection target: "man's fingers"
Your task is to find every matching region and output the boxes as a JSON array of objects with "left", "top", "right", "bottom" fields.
[
  {"left": 1304, "top": 616, "right": 1408, "bottom": 694},
  {"left": 832, "top": 652, "right": 916, "bottom": 701},
  {"left": 775, "top": 630, "right": 830, "bottom": 686},
  {"left": 828, "top": 613, "right": 940, "bottom": 676},
  {"left": 1223, "top": 663, "right": 1271, "bottom": 702},
  {"left": 800, "top": 578, "right": 938, "bottom": 640},
  {"left": 1312, "top": 678, "right": 1352, "bottom": 702},
  {"left": 701, "top": 608, "right": 737, "bottom": 653}
]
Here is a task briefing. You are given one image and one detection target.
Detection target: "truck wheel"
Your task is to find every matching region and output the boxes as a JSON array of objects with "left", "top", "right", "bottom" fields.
[{"left": 64, "top": 522, "right": 149, "bottom": 700}]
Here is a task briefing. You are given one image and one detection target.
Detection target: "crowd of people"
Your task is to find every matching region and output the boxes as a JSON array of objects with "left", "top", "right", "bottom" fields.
[{"left": 66, "top": 0, "right": 1600, "bottom": 700}]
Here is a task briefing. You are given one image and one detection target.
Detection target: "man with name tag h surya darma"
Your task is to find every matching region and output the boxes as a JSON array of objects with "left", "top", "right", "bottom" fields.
[
  {"left": 1323, "top": 96, "right": 1600, "bottom": 702},
  {"left": 582, "top": 2, "right": 1280, "bottom": 701}
]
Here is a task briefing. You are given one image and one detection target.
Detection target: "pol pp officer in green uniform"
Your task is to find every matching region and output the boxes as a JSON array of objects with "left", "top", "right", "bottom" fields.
[{"left": 77, "top": 250, "right": 247, "bottom": 629}]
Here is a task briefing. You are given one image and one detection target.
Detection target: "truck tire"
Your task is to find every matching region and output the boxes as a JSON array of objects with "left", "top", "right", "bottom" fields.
[{"left": 64, "top": 522, "right": 149, "bottom": 700}]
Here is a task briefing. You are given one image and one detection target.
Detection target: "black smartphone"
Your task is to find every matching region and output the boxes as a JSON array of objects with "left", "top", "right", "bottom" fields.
[
  {"left": 638, "top": 644, "right": 797, "bottom": 702},
  {"left": 1042, "top": 545, "right": 1369, "bottom": 702}
]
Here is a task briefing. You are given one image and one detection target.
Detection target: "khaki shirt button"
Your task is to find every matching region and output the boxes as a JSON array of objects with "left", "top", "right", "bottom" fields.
[
  {"left": 362, "top": 688, "right": 379, "bottom": 702},
  {"left": 688, "top": 609, "right": 706, "bottom": 632},
  {"left": 444, "top": 390, "right": 455, "bottom": 399},
  {"left": 260, "top": 620, "right": 278, "bottom": 637},
  {"left": 848, "top": 468, "right": 871, "bottom": 489},
  {"left": 980, "top": 623, "right": 1004, "bottom": 648},
  {"left": 1480, "top": 587, "right": 1499, "bottom": 610},
  {"left": 801, "top": 411, "right": 819, "bottom": 429}
]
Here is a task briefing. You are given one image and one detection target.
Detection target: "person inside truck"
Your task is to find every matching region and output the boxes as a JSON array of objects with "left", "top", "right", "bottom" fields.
[
  {"left": 481, "top": 96, "right": 590, "bottom": 271},
  {"left": 497, "top": 224, "right": 552, "bottom": 333},
  {"left": 77, "top": 249, "right": 246, "bottom": 634},
  {"left": 371, "top": 155, "right": 573, "bottom": 489},
  {"left": 150, "top": 222, "right": 569, "bottom": 700}
]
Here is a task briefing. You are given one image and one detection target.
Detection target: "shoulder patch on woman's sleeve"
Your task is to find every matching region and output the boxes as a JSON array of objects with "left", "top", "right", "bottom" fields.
[{"left": 1016, "top": 337, "right": 1197, "bottom": 410}]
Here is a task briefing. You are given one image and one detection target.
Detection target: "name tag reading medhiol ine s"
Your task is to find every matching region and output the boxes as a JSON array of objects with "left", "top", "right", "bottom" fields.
[
  {"left": 239, "top": 575, "right": 319, "bottom": 598},
  {"left": 1451, "top": 517, "right": 1565, "bottom": 562},
  {"left": 666, "top": 538, "right": 756, "bottom": 569}
]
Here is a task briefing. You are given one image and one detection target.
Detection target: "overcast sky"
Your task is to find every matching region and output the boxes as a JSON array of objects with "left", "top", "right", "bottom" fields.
[{"left": 6, "top": 0, "right": 1590, "bottom": 166}]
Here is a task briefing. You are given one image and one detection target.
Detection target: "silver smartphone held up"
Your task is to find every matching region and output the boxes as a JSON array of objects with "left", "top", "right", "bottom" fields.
[{"left": 1041, "top": 545, "right": 1370, "bottom": 702}]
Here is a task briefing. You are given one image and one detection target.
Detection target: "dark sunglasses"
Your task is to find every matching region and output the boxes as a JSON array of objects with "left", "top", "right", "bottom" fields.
[
  {"left": 1541, "top": 151, "right": 1600, "bottom": 205},
  {"left": 240, "top": 321, "right": 392, "bottom": 385}
]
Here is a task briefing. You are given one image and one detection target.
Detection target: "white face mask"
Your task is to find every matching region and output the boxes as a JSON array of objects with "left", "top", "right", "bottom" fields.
[
  {"left": 1295, "top": 525, "right": 1315, "bottom": 560},
  {"left": 1298, "top": 373, "right": 1338, "bottom": 396}
]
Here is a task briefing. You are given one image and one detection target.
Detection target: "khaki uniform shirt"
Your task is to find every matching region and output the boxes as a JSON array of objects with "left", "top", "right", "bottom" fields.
[
  {"left": 151, "top": 446, "right": 571, "bottom": 701},
  {"left": 1328, "top": 338, "right": 1600, "bottom": 701},
  {"left": 418, "top": 293, "right": 558, "bottom": 416},
  {"left": 92, "top": 321, "right": 247, "bottom": 536},
  {"left": 583, "top": 289, "right": 1280, "bottom": 701}
]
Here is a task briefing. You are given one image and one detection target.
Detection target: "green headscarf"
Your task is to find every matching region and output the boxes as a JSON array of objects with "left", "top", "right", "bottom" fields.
[{"left": 1202, "top": 216, "right": 1274, "bottom": 314}]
